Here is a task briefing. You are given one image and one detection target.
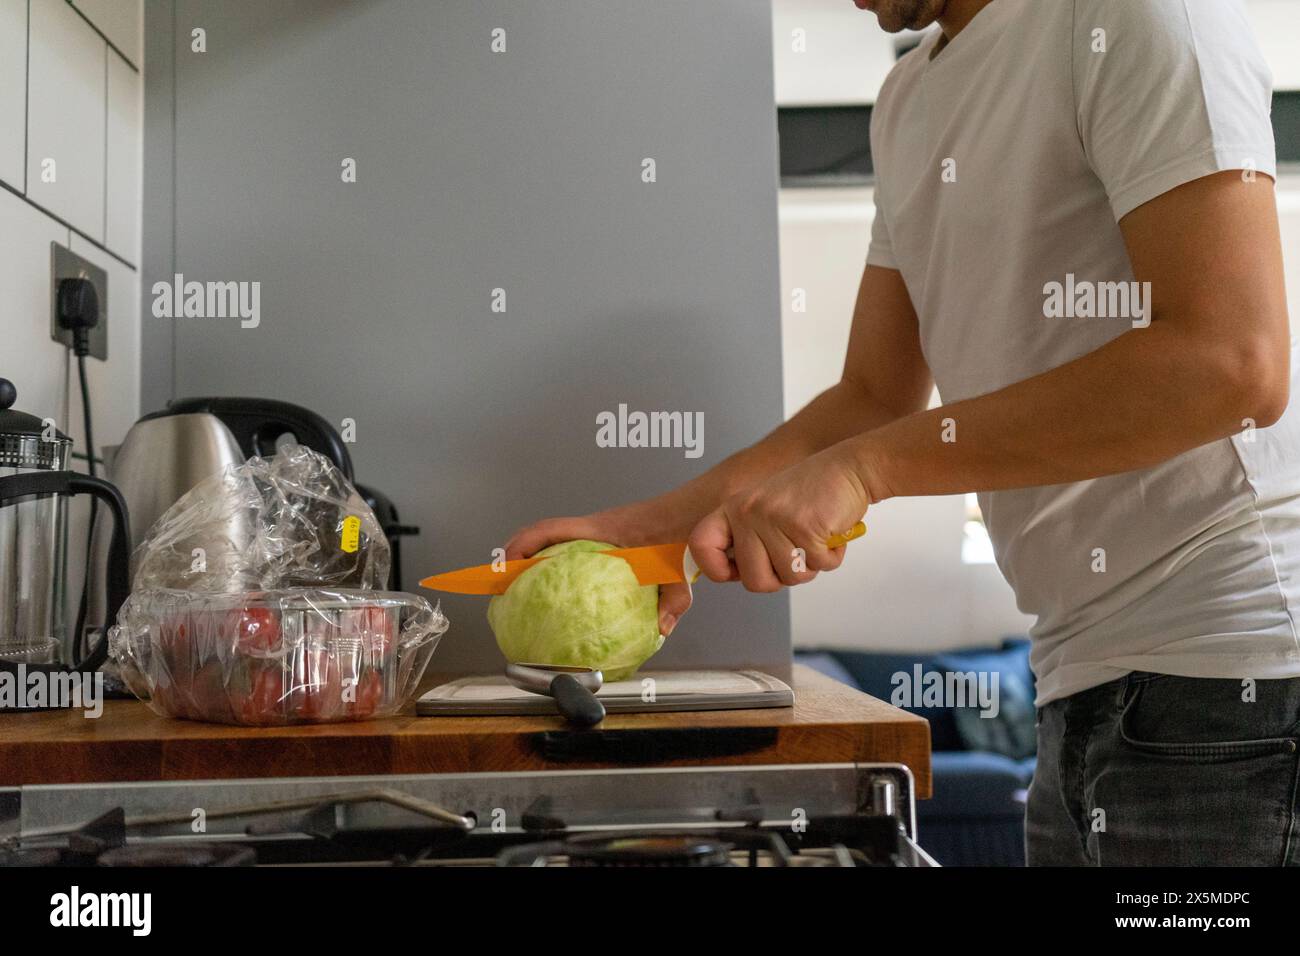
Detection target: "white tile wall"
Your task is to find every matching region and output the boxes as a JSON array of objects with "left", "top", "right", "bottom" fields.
[
  {"left": 0, "top": 0, "right": 26, "bottom": 190},
  {"left": 106, "top": 51, "right": 141, "bottom": 257},
  {"left": 0, "top": 189, "right": 74, "bottom": 431},
  {"left": 26, "top": 0, "right": 107, "bottom": 242},
  {"left": 0, "top": 0, "right": 28, "bottom": 195},
  {"left": 1, "top": 2, "right": 144, "bottom": 646},
  {"left": 71, "top": 0, "right": 141, "bottom": 68}
]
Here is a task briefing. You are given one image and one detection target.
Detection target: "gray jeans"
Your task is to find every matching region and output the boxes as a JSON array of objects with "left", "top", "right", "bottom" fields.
[{"left": 1026, "top": 671, "right": 1300, "bottom": 865}]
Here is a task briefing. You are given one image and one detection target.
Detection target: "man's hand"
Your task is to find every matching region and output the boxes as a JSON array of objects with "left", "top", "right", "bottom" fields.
[
  {"left": 505, "top": 266, "right": 928, "bottom": 619},
  {"left": 689, "top": 443, "right": 871, "bottom": 592},
  {"left": 504, "top": 506, "right": 694, "bottom": 636}
]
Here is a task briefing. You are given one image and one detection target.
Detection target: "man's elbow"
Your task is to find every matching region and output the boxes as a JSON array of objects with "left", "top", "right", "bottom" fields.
[
  {"left": 1248, "top": 379, "right": 1289, "bottom": 429},
  {"left": 1226, "top": 337, "right": 1290, "bottom": 429}
]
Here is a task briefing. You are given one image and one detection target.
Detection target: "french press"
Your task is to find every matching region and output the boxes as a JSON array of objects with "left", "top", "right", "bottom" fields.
[{"left": 0, "top": 378, "right": 129, "bottom": 681}]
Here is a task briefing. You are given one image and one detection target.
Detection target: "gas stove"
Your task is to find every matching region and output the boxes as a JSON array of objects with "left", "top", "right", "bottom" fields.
[{"left": 0, "top": 763, "right": 936, "bottom": 867}]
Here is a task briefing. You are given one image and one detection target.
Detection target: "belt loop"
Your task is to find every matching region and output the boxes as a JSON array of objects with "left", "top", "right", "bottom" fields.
[{"left": 1118, "top": 671, "right": 1137, "bottom": 710}]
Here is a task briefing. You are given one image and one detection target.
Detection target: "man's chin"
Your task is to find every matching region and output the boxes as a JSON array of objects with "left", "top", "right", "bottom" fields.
[
  {"left": 855, "top": 0, "right": 941, "bottom": 33},
  {"left": 854, "top": 0, "right": 906, "bottom": 34}
]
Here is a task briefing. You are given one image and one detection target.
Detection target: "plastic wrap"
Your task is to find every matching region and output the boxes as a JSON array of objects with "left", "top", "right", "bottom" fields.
[
  {"left": 110, "top": 444, "right": 448, "bottom": 724},
  {"left": 132, "top": 444, "right": 390, "bottom": 592},
  {"left": 111, "top": 589, "right": 448, "bottom": 725}
]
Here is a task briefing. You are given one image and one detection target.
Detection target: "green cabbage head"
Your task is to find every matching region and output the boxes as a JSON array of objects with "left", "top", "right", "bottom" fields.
[{"left": 488, "top": 539, "right": 663, "bottom": 681}]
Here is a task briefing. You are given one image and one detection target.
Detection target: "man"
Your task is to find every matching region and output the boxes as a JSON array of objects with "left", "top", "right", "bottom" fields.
[{"left": 508, "top": 0, "right": 1299, "bottom": 865}]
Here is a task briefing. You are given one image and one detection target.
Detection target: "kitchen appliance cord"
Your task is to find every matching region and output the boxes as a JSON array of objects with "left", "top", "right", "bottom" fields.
[{"left": 73, "top": 353, "right": 98, "bottom": 663}]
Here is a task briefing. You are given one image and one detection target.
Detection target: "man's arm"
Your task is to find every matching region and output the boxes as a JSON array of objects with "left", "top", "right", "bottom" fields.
[
  {"left": 852, "top": 171, "right": 1289, "bottom": 502},
  {"left": 616, "top": 263, "right": 932, "bottom": 536},
  {"left": 690, "top": 171, "right": 1290, "bottom": 590},
  {"left": 503, "top": 262, "right": 930, "bottom": 632},
  {"left": 505, "top": 263, "right": 932, "bottom": 555}
]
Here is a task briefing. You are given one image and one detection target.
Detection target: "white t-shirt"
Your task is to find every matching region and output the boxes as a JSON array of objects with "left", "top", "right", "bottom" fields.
[{"left": 866, "top": 0, "right": 1300, "bottom": 704}]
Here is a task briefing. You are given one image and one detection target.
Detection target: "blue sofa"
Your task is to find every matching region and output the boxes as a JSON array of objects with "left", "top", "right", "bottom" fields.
[{"left": 795, "top": 639, "right": 1036, "bottom": 866}]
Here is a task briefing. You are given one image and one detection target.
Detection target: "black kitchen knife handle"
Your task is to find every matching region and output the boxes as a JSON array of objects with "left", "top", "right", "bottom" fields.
[{"left": 550, "top": 673, "right": 605, "bottom": 727}]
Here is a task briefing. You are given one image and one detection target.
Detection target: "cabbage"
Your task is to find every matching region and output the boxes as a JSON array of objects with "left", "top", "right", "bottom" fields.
[{"left": 487, "top": 540, "right": 663, "bottom": 681}]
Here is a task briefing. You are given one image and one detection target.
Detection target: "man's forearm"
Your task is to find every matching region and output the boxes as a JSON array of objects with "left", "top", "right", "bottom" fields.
[
  {"left": 846, "top": 320, "right": 1286, "bottom": 504},
  {"left": 627, "top": 379, "right": 910, "bottom": 538}
]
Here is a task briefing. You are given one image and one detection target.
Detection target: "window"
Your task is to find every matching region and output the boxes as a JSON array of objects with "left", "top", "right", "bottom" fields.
[{"left": 961, "top": 492, "right": 995, "bottom": 565}]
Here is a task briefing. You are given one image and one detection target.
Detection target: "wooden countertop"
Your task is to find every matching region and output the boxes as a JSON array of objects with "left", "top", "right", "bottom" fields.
[{"left": 0, "top": 665, "right": 930, "bottom": 795}]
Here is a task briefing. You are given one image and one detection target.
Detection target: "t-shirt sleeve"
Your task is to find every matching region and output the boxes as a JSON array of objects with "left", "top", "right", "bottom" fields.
[
  {"left": 1073, "top": 0, "right": 1277, "bottom": 223},
  {"left": 865, "top": 99, "right": 898, "bottom": 269},
  {"left": 866, "top": 189, "right": 897, "bottom": 269}
]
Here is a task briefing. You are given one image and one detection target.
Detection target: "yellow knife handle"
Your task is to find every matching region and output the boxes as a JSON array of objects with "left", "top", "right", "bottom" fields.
[{"left": 825, "top": 521, "right": 866, "bottom": 550}]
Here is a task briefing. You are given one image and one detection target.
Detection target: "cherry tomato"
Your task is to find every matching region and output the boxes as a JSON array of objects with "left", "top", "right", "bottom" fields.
[
  {"left": 348, "top": 670, "right": 385, "bottom": 719},
  {"left": 365, "top": 606, "right": 394, "bottom": 663},
  {"left": 234, "top": 606, "right": 282, "bottom": 654},
  {"left": 290, "top": 645, "right": 345, "bottom": 721},
  {"left": 150, "top": 678, "right": 185, "bottom": 719},
  {"left": 158, "top": 615, "right": 192, "bottom": 676},
  {"left": 232, "top": 665, "right": 285, "bottom": 724}
]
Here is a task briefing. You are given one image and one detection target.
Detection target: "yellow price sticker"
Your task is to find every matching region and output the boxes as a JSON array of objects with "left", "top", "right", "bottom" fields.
[{"left": 340, "top": 515, "right": 361, "bottom": 554}]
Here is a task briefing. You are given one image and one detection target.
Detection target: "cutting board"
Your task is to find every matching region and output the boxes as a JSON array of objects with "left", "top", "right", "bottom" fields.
[{"left": 417, "top": 669, "right": 793, "bottom": 716}]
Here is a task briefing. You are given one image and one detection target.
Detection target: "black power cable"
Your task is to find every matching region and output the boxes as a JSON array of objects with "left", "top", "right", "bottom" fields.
[
  {"left": 73, "top": 352, "right": 98, "bottom": 663},
  {"left": 56, "top": 278, "right": 101, "bottom": 665}
]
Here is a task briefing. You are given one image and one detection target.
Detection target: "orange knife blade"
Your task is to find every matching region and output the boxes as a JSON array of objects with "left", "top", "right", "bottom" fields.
[
  {"left": 419, "top": 543, "right": 692, "bottom": 595},
  {"left": 419, "top": 522, "right": 866, "bottom": 595},
  {"left": 418, "top": 554, "right": 552, "bottom": 595}
]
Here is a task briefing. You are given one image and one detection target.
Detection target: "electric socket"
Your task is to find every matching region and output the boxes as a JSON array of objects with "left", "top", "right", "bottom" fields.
[{"left": 49, "top": 242, "right": 108, "bottom": 360}]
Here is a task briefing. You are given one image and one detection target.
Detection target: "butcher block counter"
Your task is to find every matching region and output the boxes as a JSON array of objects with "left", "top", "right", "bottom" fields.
[{"left": 0, "top": 665, "right": 931, "bottom": 797}]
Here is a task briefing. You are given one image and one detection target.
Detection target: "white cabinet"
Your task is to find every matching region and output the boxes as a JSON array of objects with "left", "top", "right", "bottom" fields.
[
  {"left": 70, "top": 0, "right": 141, "bottom": 69},
  {"left": 106, "top": 52, "right": 141, "bottom": 260},
  {"left": 0, "top": 0, "right": 25, "bottom": 190},
  {"left": 27, "top": 0, "right": 106, "bottom": 241}
]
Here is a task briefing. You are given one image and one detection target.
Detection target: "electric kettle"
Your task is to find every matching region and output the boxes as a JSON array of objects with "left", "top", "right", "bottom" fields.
[
  {"left": 103, "top": 397, "right": 418, "bottom": 590},
  {"left": 0, "top": 378, "right": 130, "bottom": 674},
  {"left": 106, "top": 397, "right": 354, "bottom": 559}
]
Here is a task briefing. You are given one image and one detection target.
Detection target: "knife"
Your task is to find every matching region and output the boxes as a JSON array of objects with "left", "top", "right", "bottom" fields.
[{"left": 419, "top": 521, "right": 866, "bottom": 595}]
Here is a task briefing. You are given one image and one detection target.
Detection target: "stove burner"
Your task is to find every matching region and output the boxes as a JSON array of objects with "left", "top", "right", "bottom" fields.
[
  {"left": 0, "top": 847, "right": 63, "bottom": 867},
  {"left": 564, "top": 833, "right": 733, "bottom": 868},
  {"left": 97, "top": 844, "right": 256, "bottom": 867}
]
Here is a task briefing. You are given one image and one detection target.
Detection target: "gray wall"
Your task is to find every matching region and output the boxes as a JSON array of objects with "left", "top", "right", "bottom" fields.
[{"left": 142, "top": 0, "right": 791, "bottom": 678}]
